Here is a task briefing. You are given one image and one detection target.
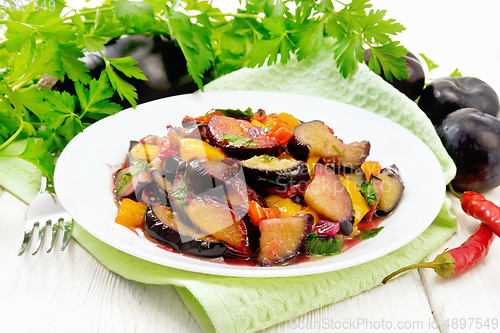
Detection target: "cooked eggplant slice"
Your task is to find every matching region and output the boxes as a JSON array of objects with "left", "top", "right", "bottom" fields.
[
  {"left": 304, "top": 164, "right": 354, "bottom": 235},
  {"left": 184, "top": 158, "right": 246, "bottom": 202},
  {"left": 288, "top": 120, "right": 344, "bottom": 161},
  {"left": 224, "top": 176, "right": 268, "bottom": 209},
  {"left": 179, "top": 121, "right": 209, "bottom": 140},
  {"left": 184, "top": 158, "right": 218, "bottom": 193},
  {"left": 183, "top": 195, "right": 258, "bottom": 257},
  {"left": 331, "top": 141, "right": 371, "bottom": 171},
  {"left": 290, "top": 194, "right": 306, "bottom": 206},
  {"left": 141, "top": 171, "right": 171, "bottom": 206},
  {"left": 288, "top": 120, "right": 370, "bottom": 169},
  {"left": 144, "top": 205, "right": 227, "bottom": 258},
  {"left": 114, "top": 168, "right": 151, "bottom": 201},
  {"left": 114, "top": 168, "right": 135, "bottom": 199},
  {"left": 162, "top": 156, "right": 186, "bottom": 181},
  {"left": 377, "top": 165, "right": 405, "bottom": 216},
  {"left": 240, "top": 155, "right": 310, "bottom": 197},
  {"left": 256, "top": 214, "right": 314, "bottom": 266},
  {"left": 179, "top": 157, "right": 265, "bottom": 219},
  {"left": 207, "top": 115, "right": 285, "bottom": 159},
  {"left": 241, "top": 155, "right": 310, "bottom": 188}
]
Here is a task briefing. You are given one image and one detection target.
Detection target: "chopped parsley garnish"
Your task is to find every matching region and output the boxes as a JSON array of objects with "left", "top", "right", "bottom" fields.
[
  {"left": 305, "top": 232, "right": 342, "bottom": 256},
  {"left": 170, "top": 186, "right": 189, "bottom": 206},
  {"left": 115, "top": 173, "right": 132, "bottom": 192},
  {"left": 332, "top": 144, "right": 345, "bottom": 157},
  {"left": 221, "top": 134, "right": 259, "bottom": 148},
  {"left": 263, "top": 155, "right": 275, "bottom": 162},
  {"left": 128, "top": 157, "right": 149, "bottom": 175},
  {"left": 359, "top": 181, "right": 377, "bottom": 206},
  {"left": 358, "top": 227, "right": 384, "bottom": 240}
]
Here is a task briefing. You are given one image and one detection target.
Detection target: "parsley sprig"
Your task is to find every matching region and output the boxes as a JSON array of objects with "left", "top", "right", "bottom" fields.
[{"left": 0, "top": 0, "right": 408, "bottom": 183}]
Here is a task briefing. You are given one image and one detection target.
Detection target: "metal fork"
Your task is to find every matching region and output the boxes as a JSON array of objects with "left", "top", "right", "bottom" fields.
[{"left": 18, "top": 177, "right": 74, "bottom": 255}]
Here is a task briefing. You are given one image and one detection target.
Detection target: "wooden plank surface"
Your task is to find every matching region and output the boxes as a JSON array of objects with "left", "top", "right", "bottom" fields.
[
  {"left": 0, "top": 189, "right": 201, "bottom": 333},
  {"left": 5, "top": 185, "right": 499, "bottom": 333}
]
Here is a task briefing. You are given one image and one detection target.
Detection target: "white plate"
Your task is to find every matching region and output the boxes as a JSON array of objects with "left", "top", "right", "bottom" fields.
[{"left": 54, "top": 91, "right": 445, "bottom": 277}]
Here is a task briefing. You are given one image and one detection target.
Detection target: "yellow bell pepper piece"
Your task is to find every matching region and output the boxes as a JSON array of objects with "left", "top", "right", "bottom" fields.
[
  {"left": 339, "top": 176, "right": 369, "bottom": 225},
  {"left": 306, "top": 155, "right": 321, "bottom": 177},
  {"left": 179, "top": 138, "right": 226, "bottom": 162},
  {"left": 115, "top": 198, "right": 148, "bottom": 229},
  {"left": 130, "top": 144, "right": 160, "bottom": 161},
  {"left": 265, "top": 195, "right": 303, "bottom": 217},
  {"left": 265, "top": 195, "right": 320, "bottom": 227},
  {"left": 277, "top": 112, "right": 301, "bottom": 129},
  {"left": 251, "top": 119, "right": 265, "bottom": 128},
  {"left": 299, "top": 206, "right": 320, "bottom": 227}
]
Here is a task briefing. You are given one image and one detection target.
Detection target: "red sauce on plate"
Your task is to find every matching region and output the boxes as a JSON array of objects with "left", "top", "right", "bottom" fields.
[
  {"left": 130, "top": 224, "right": 381, "bottom": 267},
  {"left": 357, "top": 217, "right": 383, "bottom": 230}
]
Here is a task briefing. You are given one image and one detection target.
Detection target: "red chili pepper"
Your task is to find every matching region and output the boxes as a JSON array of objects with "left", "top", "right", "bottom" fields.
[
  {"left": 383, "top": 187, "right": 500, "bottom": 283},
  {"left": 382, "top": 223, "right": 495, "bottom": 283},
  {"left": 461, "top": 191, "right": 500, "bottom": 237}
]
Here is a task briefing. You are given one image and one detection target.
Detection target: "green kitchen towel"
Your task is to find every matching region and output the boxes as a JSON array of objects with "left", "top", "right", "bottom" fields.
[{"left": 0, "top": 38, "right": 457, "bottom": 333}]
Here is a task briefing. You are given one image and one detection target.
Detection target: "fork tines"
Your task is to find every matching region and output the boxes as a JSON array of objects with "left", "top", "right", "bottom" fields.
[
  {"left": 18, "top": 180, "right": 73, "bottom": 256},
  {"left": 18, "top": 218, "right": 73, "bottom": 256}
]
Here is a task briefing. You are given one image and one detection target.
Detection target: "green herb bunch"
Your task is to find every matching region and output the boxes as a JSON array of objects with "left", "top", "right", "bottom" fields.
[{"left": 0, "top": 0, "right": 408, "bottom": 182}]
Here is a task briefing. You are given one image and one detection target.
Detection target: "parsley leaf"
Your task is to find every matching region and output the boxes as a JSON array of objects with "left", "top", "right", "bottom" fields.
[
  {"left": 101, "top": 55, "right": 146, "bottom": 108},
  {"left": 368, "top": 42, "right": 408, "bottom": 81},
  {"left": 292, "top": 18, "right": 325, "bottom": 61},
  {"left": 170, "top": 186, "right": 190, "bottom": 206},
  {"left": 0, "top": 138, "right": 55, "bottom": 181},
  {"left": 305, "top": 232, "right": 343, "bottom": 256},
  {"left": 105, "top": 66, "right": 138, "bottom": 108},
  {"left": 40, "top": 89, "right": 83, "bottom": 142},
  {"left": 75, "top": 72, "right": 122, "bottom": 120},
  {"left": 83, "top": 35, "right": 107, "bottom": 53},
  {"left": 247, "top": 17, "right": 294, "bottom": 67},
  {"left": 215, "top": 107, "right": 253, "bottom": 118},
  {"left": 8, "top": 39, "right": 64, "bottom": 87},
  {"left": 18, "top": 88, "right": 52, "bottom": 123},
  {"left": 36, "top": 127, "right": 66, "bottom": 154},
  {"left": 167, "top": 11, "right": 214, "bottom": 89},
  {"left": 419, "top": 53, "right": 439, "bottom": 73},
  {"left": 450, "top": 68, "right": 463, "bottom": 77},
  {"left": 111, "top": 0, "right": 154, "bottom": 18},
  {"left": 358, "top": 226, "right": 384, "bottom": 240},
  {"left": 106, "top": 56, "right": 147, "bottom": 81},
  {"left": 60, "top": 43, "right": 91, "bottom": 84},
  {"left": 4, "top": 22, "right": 35, "bottom": 52},
  {"left": 333, "top": 33, "right": 364, "bottom": 79},
  {"left": 221, "top": 134, "right": 259, "bottom": 148},
  {"left": 359, "top": 180, "right": 377, "bottom": 206}
]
